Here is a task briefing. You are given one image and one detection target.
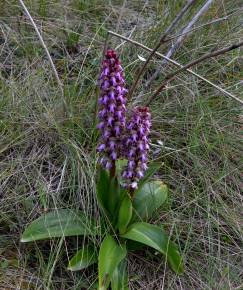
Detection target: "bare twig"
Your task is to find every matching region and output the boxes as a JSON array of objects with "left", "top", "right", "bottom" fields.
[
  {"left": 108, "top": 30, "right": 243, "bottom": 105},
  {"left": 156, "top": 8, "right": 242, "bottom": 47},
  {"left": 155, "top": 14, "right": 233, "bottom": 48},
  {"left": 128, "top": 0, "right": 196, "bottom": 100},
  {"left": 146, "top": 40, "right": 243, "bottom": 105},
  {"left": 146, "top": 0, "right": 214, "bottom": 86}
]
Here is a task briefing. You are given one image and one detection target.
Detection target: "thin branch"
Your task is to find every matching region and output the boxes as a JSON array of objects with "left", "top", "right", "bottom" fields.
[
  {"left": 156, "top": 8, "right": 242, "bottom": 47},
  {"left": 154, "top": 14, "right": 230, "bottom": 49},
  {"left": 18, "top": 0, "right": 63, "bottom": 93},
  {"left": 108, "top": 30, "right": 243, "bottom": 105},
  {"left": 127, "top": 0, "right": 196, "bottom": 100},
  {"left": 146, "top": 40, "right": 243, "bottom": 105},
  {"left": 146, "top": 0, "right": 214, "bottom": 86}
]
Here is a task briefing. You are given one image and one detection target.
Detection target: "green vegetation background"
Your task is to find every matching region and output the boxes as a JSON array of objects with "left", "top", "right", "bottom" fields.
[{"left": 0, "top": 0, "right": 242, "bottom": 289}]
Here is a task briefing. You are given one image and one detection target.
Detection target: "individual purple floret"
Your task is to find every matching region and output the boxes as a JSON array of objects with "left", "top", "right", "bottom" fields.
[
  {"left": 97, "top": 49, "right": 127, "bottom": 173},
  {"left": 122, "top": 106, "right": 151, "bottom": 189}
]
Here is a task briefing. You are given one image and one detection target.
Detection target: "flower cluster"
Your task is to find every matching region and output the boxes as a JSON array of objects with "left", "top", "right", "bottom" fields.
[
  {"left": 97, "top": 49, "right": 151, "bottom": 188},
  {"left": 97, "top": 49, "right": 127, "bottom": 170},
  {"left": 122, "top": 106, "right": 151, "bottom": 189}
]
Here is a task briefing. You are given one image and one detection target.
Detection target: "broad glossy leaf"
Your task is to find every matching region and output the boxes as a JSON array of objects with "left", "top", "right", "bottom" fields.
[
  {"left": 98, "top": 235, "right": 127, "bottom": 289},
  {"left": 21, "top": 209, "right": 95, "bottom": 242},
  {"left": 117, "top": 195, "right": 133, "bottom": 234},
  {"left": 133, "top": 180, "right": 168, "bottom": 221},
  {"left": 138, "top": 162, "right": 162, "bottom": 189},
  {"left": 96, "top": 168, "right": 121, "bottom": 225},
  {"left": 68, "top": 245, "right": 97, "bottom": 271},
  {"left": 108, "top": 177, "right": 121, "bottom": 225},
  {"left": 121, "top": 222, "right": 183, "bottom": 274},
  {"left": 126, "top": 240, "right": 145, "bottom": 251},
  {"left": 111, "top": 259, "right": 129, "bottom": 290},
  {"left": 96, "top": 167, "right": 110, "bottom": 214}
]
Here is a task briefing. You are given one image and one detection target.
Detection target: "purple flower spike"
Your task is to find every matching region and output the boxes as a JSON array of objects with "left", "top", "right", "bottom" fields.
[
  {"left": 122, "top": 106, "right": 151, "bottom": 189},
  {"left": 97, "top": 49, "right": 127, "bottom": 171}
]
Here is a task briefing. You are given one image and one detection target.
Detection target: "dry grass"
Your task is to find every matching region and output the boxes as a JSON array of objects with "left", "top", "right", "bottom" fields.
[{"left": 0, "top": 0, "right": 242, "bottom": 289}]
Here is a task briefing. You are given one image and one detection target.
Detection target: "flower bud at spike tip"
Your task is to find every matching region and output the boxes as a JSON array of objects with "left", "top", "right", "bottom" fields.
[
  {"left": 122, "top": 106, "right": 151, "bottom": 190},
  {"left": 97, "top": 49, "right": 127, "bottom": 172}
]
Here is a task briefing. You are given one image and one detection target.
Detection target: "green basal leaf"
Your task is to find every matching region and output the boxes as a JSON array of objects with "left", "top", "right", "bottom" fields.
[
  {"left": 98, "top": 235, "right": 127, "bottom": 290},
  {"left": 21, "top": 209, "right": 95, "bottom": 242},
  {"left": 126, "top": 240, "right": 145, "bottom": 252},
  {"left": 96, "top": 167, "right": 121, "bottom": 226},
  {"left": 117, "top": 195, "right": 133, "bottom": 234},
  {"left": 137, "top": 162, "right": 162, "bottom": 189},
  {"left": 133, "top": 180, "right": 168, "bottom": 221},
  {"left": 96, "top": 167, "right": 110, "bottom": 215},
  {"left": 68, "top": 245, "right": 97, "bottom": 271},
  {"left": 108, "top": 176, "right": 121, "bottom": 225},
  {"left": 121, "top": 222, "right": 183, "bottom": 274},
  {"left": 111, "top": 259, "right": 129, "bottom": 290}
]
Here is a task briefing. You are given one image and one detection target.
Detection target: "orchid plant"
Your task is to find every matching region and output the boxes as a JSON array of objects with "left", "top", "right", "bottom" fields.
[{"left": 21, "top": 49, "right": 183, "bottom": 290}]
